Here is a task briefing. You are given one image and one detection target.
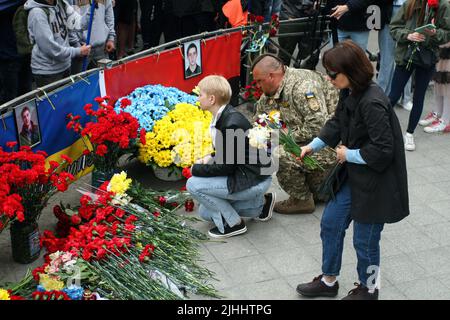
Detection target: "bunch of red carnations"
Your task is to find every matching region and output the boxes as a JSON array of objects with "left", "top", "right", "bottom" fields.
[
  {"left": 66, "top": 96, "right": 140, "bottom": 173},
  {"left": 0, "top": 142, "right": 74, "bottom": 232}
]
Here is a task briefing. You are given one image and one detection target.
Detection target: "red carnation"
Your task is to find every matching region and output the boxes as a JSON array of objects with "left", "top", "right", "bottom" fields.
[
  {"left": 182, "top": 167, "right": 192, "bottom": 179},
  {"left": 428, "top": 0, "right": 439, "bottom": 8},
  {"left": 82, "top": 149, "right": 91, "bottom": 156},
  {"left": 255, "top": 15, "right": 264, "bottom": 23},
  {"left": 95, "top": 144, "right": 108, "bottom": 156},
  {"left": 139, "top": 128, "right": 146, "bottom": 145},
  {"left": 158, "top": 196, "right": 167, "bottom": 206},
  {"left": 71, "top": 214, "right": 82, "bottom": 225},
  {"left": 49, "top": 161, "right": 60, "bottom": 169},
  {"left": 120, "top": 98, "right": 132, "bottom": 109},
  {"left": 61, "top": 154, "right": 73, "bottom": 164},
  {"left": 6, "top": 141, "right": 17, "bottom": 149}
]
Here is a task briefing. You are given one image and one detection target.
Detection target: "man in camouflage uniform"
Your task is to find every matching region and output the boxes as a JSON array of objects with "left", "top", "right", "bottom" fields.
[{"left": 252, "top": 53, "right": 339, "bottom": 214}]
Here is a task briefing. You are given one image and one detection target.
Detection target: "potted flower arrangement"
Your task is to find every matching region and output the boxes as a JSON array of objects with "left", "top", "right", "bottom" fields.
[
  {"left": 0, "top": 143, "right": 74, "bottom": 263},
  {"left": 114, "top": 84, "right": 198, "bottom": 132},
  {"left": 66, "top": 96, "right": 140, "bottom": 188},
  {"left": 138, "top": 103, "right": 213, "bottom": 181}
]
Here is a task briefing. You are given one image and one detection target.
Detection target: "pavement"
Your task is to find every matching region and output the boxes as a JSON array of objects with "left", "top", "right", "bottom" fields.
[{"left": 2, "top": 31, "right": 450, "bottom": 300}]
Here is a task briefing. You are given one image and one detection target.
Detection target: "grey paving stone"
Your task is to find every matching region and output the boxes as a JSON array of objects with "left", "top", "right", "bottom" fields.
[
  {"left": 221, "top": 255, "right": 280, "bottom": 286},
  {"left": 264, "top": 247, "right": 321, "bottom": 277},
  {"left": 230, "top": 278, "right": 298, "bottom": 300},
  {"left": 419, "top": 222, "right": 450, "bottom": 246},
  {"left": 407, "top": 204, "right": 448, "bottom": 227},
  {"left": 408, "top": 183, "right": 450, "bottom": 205},
  {"left": 407, "top": 247, "right": 450, "bottom": 277},
  {"left": 203, "top": 262, "right": 235, "bottom": 291},
  {"left": 245, "top": 224, "right": 304, "bottom": 253},
  {"left": 414, "top": 166, "right": 450, "bottom": 184},
  {"left": 206, "top": 237, "right": 260, "bottom": 262},
  {"left": 395, "top": 277, "right": 450, "bottom": 300},
  {"left": 381, "top": 254, "right": 428, "bottom": 285},
  {"left": 384, "top": 228, "right": 440, "bottom": 254},
  {"left": 379, "top": 285, "right": 408, "bottom": 300}
]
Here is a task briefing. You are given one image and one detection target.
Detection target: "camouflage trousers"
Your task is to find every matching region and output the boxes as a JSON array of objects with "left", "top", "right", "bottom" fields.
[{"left": 276, "top": 147, "right": 336, "bottom": 202}]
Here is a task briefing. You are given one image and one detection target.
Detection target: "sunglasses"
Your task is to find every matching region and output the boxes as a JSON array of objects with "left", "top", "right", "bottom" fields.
[{"left": 326, "top": 69, "right": 339, "bottom": 80}]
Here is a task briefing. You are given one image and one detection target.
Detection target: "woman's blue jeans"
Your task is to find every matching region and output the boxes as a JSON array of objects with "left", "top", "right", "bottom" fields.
[
  {"left": 187, "top": 176, "right": 272, "bottom": 233},
  {"left": 321, "top": 182, "right": 384, "bottom": 289}
]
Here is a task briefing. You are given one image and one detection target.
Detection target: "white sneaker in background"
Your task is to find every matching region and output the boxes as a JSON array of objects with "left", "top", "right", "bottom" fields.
[
  {"left": 401, "top": 101, "right": 413, "bottom": 111},
  {"left": 424, "top": 119, "right": 450, "bottom": 133},
  {"left": 404, "top": 132, "right": 416, "bottom": 151},
  {"left": 419, "top": 111, "right": 440, "bottom": 126}
]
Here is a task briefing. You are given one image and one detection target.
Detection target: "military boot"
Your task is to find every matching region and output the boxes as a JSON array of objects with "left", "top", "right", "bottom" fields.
[{"left": 274, "top": 197, "right": 315, "bottom": 214}]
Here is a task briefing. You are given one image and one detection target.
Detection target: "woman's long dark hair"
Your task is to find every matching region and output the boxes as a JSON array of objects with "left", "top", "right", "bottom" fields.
[{"left": 322, "top": 40, "right": 374, "bottom": 94}]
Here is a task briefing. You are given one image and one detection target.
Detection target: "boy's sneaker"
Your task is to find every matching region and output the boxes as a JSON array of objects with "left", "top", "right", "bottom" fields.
[
  {"left": 404, "top": 132, "right": 415, "bottom": 151},
  {"left": 255, "top": 192, "right": 276, "bottom": 222},
  {"left": 424, "top": 118, "right": 450, "bottom": 133},
  {"left": 419, "top": 112, "right": 440, "bottom": 126},
  {"left": 208, "top": 220, "right": 247, "bottom": 239}
]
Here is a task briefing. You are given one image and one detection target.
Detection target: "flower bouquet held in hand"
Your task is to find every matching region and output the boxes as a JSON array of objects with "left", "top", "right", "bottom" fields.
[
  {"left": 0, "top": 142, "right": 74, "bottom": 263},
  {"left": 249, "top": 111, "right": 324, "bottom": 171},
  {"left": 66, "top": 96, "right": 140, "bottom": 188}
]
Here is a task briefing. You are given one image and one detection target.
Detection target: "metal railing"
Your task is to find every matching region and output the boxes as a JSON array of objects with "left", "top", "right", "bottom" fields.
[{"left": 0, "top": 16, "right": 331, "bottom": 113}]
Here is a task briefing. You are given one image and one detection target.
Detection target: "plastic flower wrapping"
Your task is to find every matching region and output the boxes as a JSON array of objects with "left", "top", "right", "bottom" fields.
[
  {"left": 138, "top": 103, "right": 214, "bottom": 168},
  {"left": 115, "top": 85, "right": 198, "bottom": 132}
]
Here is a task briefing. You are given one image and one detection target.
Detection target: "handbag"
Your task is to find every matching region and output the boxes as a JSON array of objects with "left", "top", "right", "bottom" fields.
[
  {"left": 404, "top": 44, "right": 438, "bottom": 69},
  {"left": 317, "top": 162, "right": 348, "bottom": 201}
]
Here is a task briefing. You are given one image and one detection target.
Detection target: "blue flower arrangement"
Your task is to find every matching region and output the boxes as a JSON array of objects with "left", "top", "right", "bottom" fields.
[{"left": 115, "top": 84, "right": 198, "bottom": 132}]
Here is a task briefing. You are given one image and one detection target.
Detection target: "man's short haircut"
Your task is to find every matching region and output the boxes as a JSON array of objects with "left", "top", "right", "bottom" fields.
[
  {"left": 187, "top": 42, "right": 198, "bottom": 54},
  {"left": 251, "top": 53, "right": 285, "bottom": 72},
  {"left": 198, "top": 75, "right": 232, "bottom": 106},
  {"left": 21, "top": 106, "right": 30, "bottom": 117}
]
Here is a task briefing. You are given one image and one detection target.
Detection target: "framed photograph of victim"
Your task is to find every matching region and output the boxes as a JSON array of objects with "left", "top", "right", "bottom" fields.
[
  {"left": 14, "top": 99, "right": 42, "bottom": 148},
  {"left": 183, "top": 39, "right": 203, "bottom": 79}
]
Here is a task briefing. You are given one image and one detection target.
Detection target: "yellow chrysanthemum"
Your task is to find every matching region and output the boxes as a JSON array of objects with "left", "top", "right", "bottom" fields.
[
  {"left": 108, "top": 171, "right": 132, "bottom": 195},
  {"left": 0, "top": 289, "right": 10, "bottom": 300},
  {"left": 39, "top": 274, "right": 64, "bottom": 291},
  {"left": 138, "top": 103, "right": 212, "bottom": 168}
]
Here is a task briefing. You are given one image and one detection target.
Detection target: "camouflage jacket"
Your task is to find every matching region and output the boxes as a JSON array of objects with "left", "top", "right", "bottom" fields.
[{"left": 255, "top": 67, "right": 339, "bottom": 145}]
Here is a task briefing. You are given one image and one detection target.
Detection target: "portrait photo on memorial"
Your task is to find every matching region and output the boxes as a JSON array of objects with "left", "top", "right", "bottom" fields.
[
  {"left": 183, "top": 40, "right": 203, "bottom": 79},
  {"left": 14, "top": 100, "right": 42, "bottom": 148}
]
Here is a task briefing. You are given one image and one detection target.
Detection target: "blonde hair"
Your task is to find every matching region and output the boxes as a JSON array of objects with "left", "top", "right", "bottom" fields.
[{"left": 198, "top": 75, "right": 232, "bottom": 106}]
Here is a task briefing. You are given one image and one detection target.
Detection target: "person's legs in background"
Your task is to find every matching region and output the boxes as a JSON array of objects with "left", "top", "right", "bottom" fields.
[
  {"left": 139, "top": 0, "right": 152, "bottom": 49},
  {"left": 337, "top": 29, "right": 370, "bottom": 51},
  {"left": 33, "top": 69, "right": 71, "bottom": 88},
  {"left": 0, "top": 55, "right": 32, "bottom": 104},
  {"left": 423, "top": 87, "right": 450, "bottom": 133},
  {"left": 406, "top": 65, "right": 435, "bottom": 135},
  {"left": 388, "top": 65, "right": 416, "bottom": 150}
]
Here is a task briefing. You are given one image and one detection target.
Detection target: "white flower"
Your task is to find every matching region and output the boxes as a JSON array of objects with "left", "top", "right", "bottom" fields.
[
  {"left": 248, "top": 127, "right": 271, "bottom": 149},
  {"left": 257, "top": 113, "right": 270, "bottom": 124},
  {"left": 61, "top": 252, "right": 73, "bottom": 263}
]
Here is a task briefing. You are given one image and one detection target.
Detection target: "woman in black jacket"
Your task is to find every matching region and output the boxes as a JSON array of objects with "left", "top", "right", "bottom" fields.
[
  {"left": 186, "top": 75, "right": 275, "bottom": 239},
  {"left": 296, "top": 41, "right": 409, "bottom": 300}
]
